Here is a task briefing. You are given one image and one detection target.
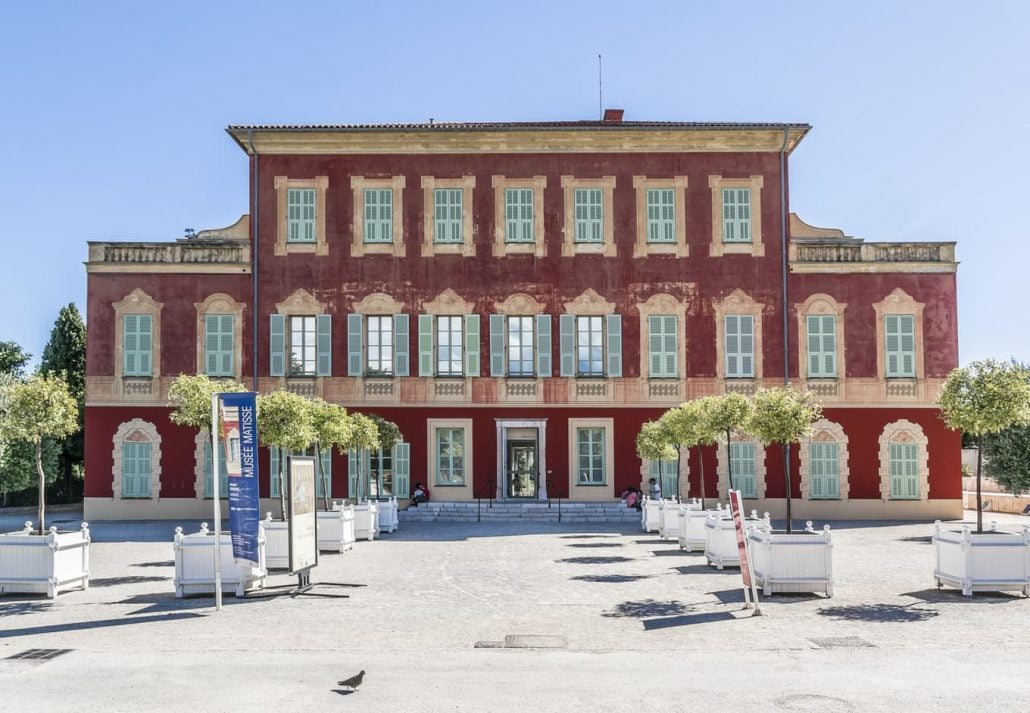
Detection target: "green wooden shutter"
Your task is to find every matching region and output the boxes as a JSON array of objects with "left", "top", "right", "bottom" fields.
[
  {"left": 739, "top": 316, "right": 754, "bottom": 377},
  {"left": 418, "top": 315, "right": 434, "bottom": 377},
  {"left": 806, "top": 315, "right": 837, "bottom": 378},
  {"left": 725, "top": 316, "right": 739, "bottom": 377},
  {"left": 204, "top": 440, "right": 228, "bottom": 499},
  {"left": 648, "top": 316, "right": 677, "bottom": 378},
  {"left": 731, "top": 443, "right": 757, "bottom": 498},
  {"left": 393, "top": 314, "right": 409, "bottom": 377},
  {"left": 559, "top": 315, "right": 575, "bottom": 377},
  {"left": 316, "top": 314, "right": 332, "bottom": 376},
  {"left": 899, "top": 315, "right": 915, "bottom": 377},
  {"left": 122, "top": 443, "right": 137, "bottom": 497},
  {"left": 824, "top": 443, "right": 840, "bottom": 498},
  {"left": 123, "top": 315, "right": 138, "bottom": 376},
  {"left": 138, "top": 315, "right": 153, "bottom": 376},
  {"left": 393, "top": 442, "right": 410, "bottom": 498},
  {"left": 648, "top": 316, "right": 663, "bottom": 377},
  {"left": 464, "top": 314, "right": 480, "bottom": 377},
  {"left": 347, "top": 449, "right": 359, "bottom": 499},
  {"left": 536, "top": 315, "right": 551, "bottom": 377},
  {"left": 489, "top": 314, "right": 505, "bottom": 377},
  {"left": 270, "top": 447, "right": 281, "bottom": 498},
  {"left": 123, "top": 442, "right": 152, "bottom": 498},
  {"left": 885, "top": 315, "right": 915, "bottom": 377},
  {"left": 205, "top": 315, "right": 234, "bottom": 376},
  {"left": 606, "top": 314, "right": 622, "bottom": 377},
  {"left": 269, "top": 314, "right": 286, "bottom": 377},
  {"left": 347, "top": 314, "right": 364, "bottom": 376}
]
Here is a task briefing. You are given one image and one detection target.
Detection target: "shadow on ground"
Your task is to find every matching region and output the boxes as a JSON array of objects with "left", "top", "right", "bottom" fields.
[
  {"left": 817, "top": 603, "right": 938, "bottom": 622},
  {"left": 555, "top": 556, "right": 634, "bottom": 565},
  {"left": 566, "top": 542, "right": 624, "bottom": 549},
  {"left": 569, "top": 574, "right": 653, "bottom": 583},
  {"left": 902, "top": 588, "right": 1028, "bottom": 603}
]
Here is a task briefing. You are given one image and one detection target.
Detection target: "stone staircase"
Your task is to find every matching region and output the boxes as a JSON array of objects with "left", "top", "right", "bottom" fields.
[{"left": 398, "top": 500, "right": 642, "bottom": 524}]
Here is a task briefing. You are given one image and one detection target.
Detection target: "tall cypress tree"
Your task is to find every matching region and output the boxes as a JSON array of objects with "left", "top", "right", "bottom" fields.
[{"left": 39, "top": 304, "right": 86, "bottom": 500}]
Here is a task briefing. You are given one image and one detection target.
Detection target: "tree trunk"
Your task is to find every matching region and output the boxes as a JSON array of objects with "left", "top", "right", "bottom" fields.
[
  {"left": 697, "top": 445, "right": 707, "bottom": 509},
  {"left": 725, "top": 428, "right": 734, "bottom": 501},
  {"left": 783, "top": 444, "right": 793, "bottom": 534},
  {"left": 975, "top": 439, "right": 983, "bottom": 534},
  {"left": 316, "top": 443, "right": 330, "bottom": 511},
  {"left": 278, "top": 446, "right": 288, "bottom": 521},
  {"left": 35, "top": 441, "right": 46, "bottom": 536}
]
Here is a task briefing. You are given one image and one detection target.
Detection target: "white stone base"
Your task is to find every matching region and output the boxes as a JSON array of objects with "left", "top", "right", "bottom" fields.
[
  {"left": 0, "top": 523, "right": 91, "bottom": 598},
  {"left": 748, "top": 522, "right": 834, "bottom": 596},
  {"left": 933, "top": 521, "right": 1030, "bottom": 596},
  {"left": 172, "top": 523, "right": 267, "bottom": 598}
]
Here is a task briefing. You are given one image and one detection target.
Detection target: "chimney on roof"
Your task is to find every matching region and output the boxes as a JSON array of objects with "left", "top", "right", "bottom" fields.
[{"left": 602, "top": 108, "right": 624, "bottom": 123}]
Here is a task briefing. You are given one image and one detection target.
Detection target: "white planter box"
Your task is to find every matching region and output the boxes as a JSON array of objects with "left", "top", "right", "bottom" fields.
[
  {"left": 642, "top": 497, "right": 675, "bottom": 533},
  {"left": 659, "top": 499, "right": 701, "bottom": 540},
  {"left": 173, "top": 522, "right": 267, "bottom": 598},
  {"left": 261, "top": 515, "right": 289, "bottom": 570},
  {"left": 748, "top": 522, "right": 834, "bottom": 596},
  {"left": 0, "top": 522, "right": 91, "bottom": 598},
  {"left": 704, "top": 507, "right": 770, "bottom": 569},
  {"left": 318, "top": 504, "right": 356, "bottom": 553},
  {"left": 933, "top": 521, "right": 1030, "bottom": 596},
  {"left": 377, "top": 497, "right": 399, "bottom": 534},
  {"left": 353, "top": 501, "right": 381, "bottom": 541},
  {"left": 678, "top": 506, "right": 711, "bottom": 552}
]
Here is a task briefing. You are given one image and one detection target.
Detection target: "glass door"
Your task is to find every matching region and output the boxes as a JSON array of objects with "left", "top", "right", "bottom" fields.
[{"left": 507, "top": 440, "right": 537, "bottom": 498}]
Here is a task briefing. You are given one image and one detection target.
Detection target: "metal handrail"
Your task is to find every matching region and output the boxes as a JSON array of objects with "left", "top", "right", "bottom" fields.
[
  {"left": 475, "top": 478, "right": 496, "bottom": 523},
  {"left": 546, "top": 477, "right": 562, "bottom": 523}
]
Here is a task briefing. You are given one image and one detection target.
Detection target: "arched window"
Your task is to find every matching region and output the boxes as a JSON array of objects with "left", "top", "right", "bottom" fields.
[
  {"left": 878, "top": 420, "right": 930, "bottom": 501},
  {"left": 112, "top": 419, "right": 162, "bottom": 499},
  {"left": 799, "top": 419, "right": 850, "bottom": 501}
]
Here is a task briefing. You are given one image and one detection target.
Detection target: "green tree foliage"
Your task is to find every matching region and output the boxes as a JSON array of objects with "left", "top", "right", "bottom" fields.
[
  {"left": 982, "top": 421, "right": 1030, "bottom": 494},
  {"left": 348, "top": 413, "right": 382, "bottom": 452},
  {"left": 0, "top": 439, "right": 60, "bottom": 506},
  {"left": 366, "top": 413, "right": 401, "bottom": 452},
  {"left": 635, "top": 418, "right": 678, "bottom": 462},
  {"left": 0, "top": 340, "right": 31, "bottom": 376},
  {"left": 938, "top": 360, "right": 1030, "bottom": 531},
  {"left": 169, "top": 374, "right": 248, "bottom": 432},
  {"left": 747, "top": 387, "right": 823, "bottom": 532},
  {"left": 0, "top": 374, "right": 79, "bottom": 533},
  {"left": 309, "top": 398, "right": 353, "bottom": 509},
  {"left": 39, "top": 303, "right": 88, "bottom": 498},
  {"left": 704, "top": 392, "right": 752, "bottom": 500},
  {"left": 257, "top": 390, "right": 316, "bottom": 518}
]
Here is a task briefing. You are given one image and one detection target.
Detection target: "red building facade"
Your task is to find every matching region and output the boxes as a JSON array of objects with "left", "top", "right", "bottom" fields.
[{"left": 84, "top": 116, "right": 961, "bottom": 520}]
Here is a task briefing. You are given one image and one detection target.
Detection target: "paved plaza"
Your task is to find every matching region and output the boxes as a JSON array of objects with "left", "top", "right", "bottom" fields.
[{"left": 1, "top": 509, "right": 1029, "bottom": 712}]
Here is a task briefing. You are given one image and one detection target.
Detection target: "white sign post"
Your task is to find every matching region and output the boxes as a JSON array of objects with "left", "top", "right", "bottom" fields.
[{"left": 729, "top": 489, "right": 762, "bottom": 616}]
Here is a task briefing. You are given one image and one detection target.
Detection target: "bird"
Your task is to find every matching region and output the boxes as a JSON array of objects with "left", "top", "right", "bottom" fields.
[{"left": 337, "top": 670, "right": 365, "bottom": 691}]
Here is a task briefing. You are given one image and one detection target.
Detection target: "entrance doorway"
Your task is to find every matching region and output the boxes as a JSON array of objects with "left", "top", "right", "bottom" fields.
[{"left": 506, "top": 439, "right": 538, "bottom": 498}]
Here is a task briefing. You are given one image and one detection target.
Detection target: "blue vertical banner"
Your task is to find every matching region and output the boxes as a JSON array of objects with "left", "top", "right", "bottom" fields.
[{"left": 218, "top": 392, "right": 260, "bottom": 565}]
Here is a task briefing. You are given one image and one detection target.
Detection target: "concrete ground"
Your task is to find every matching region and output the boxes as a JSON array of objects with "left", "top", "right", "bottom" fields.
[{"left": 1, "top": 510, "right": 1028, "bottom": 713}]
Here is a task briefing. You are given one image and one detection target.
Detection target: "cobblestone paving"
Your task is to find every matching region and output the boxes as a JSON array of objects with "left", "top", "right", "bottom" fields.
[{"left": 1, "top": 511, "right": 1028, "bottom": 712}]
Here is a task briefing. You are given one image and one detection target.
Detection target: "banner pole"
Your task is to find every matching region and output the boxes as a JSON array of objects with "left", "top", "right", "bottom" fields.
[{"left": 211, "top": 393, "right": 223, "bottom": 612}]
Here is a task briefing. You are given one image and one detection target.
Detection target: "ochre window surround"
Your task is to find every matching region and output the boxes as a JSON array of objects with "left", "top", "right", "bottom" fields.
[
  {"left": 632, "top": 176, "right": 689, "bottom": 258},
  {"left": 420, "top": 176, "right": 476, "bottom": 257},
  {"left": 113, "top": 288, "right": 163, "bottom": 383},
  {"left": 195, "top": 292, "right": 246, "bottom": 378},
  {"left": 795, "top": 293, "right": 847, "bottom": 382},
  {"left": 872, "top": 288, "right": 925, "bottom": 381},
  {"left": 491, "top": 175, "right": 547, "bottom": 257},
  {"left": 712, "top": 289, "right": 764, "bottom": 383},
  {"left": 877, "top": 419, "right": 930, "bottom": 501},
  {"left": 799, "top": 419, "right": 851, "bottom": 501},
  {"left": 635, "top": 293, "right": 688, "bottom": 379},
  {"left": 350, "top": 176, "right": 406, "bottom": 257},
  {"left": 274, "top": 176, "right": 329, "bottom": 256},
  {"left": 708, "top": 174, "right": 764, "bottom": 257},
  {"left": 560, "top": 176, "right": 616, "bottom": 257},
  {"left": 112, "top": 419, "right": 162, "bottom": 500}
]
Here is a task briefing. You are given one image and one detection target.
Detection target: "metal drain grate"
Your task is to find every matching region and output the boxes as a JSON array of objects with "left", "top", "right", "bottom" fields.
[
  {"left": 809, "top": 636, "right": 875, "bottom": 649},
  {"left": 7, "top": 649, "right": 74, "bottom": 661},
  {"left": 503, "top": 635, "right": 568, "bottom": 649}
]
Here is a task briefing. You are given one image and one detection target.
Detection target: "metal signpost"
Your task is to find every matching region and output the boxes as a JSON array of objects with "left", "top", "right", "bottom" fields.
[{"left": 729, "top": 489, "right": 763, "bottom": 616}]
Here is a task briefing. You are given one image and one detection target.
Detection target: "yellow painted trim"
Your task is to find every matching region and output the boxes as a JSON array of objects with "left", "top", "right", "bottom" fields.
[
  {"left": 274, "top": 176, "right": 329, "bottom": 256},
  {"left": 568, "top": 418, "right": 615, "bottom": 501},
  {"left": 708, "top": 175, "right": 765, "bottom": 257},
  {"left": 490, "top": 175, "right": 547, "bottom": 257},
  {"left": 560, "top": 176, "right": 616, "bottom": 257},
  {"left": 350, "top": 175, "right": 406, "bottom": 258},
  {"left": 420, "top": 176, "right": 476, "bottom": 257}
]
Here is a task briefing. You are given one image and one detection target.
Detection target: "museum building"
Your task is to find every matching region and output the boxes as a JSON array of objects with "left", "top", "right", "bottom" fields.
[{"left": 83, "top": 111, "right": 961, "bottom": 520}]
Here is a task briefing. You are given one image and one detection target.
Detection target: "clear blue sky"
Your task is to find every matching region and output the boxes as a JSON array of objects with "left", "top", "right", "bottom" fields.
[{"left": 1, "top": 1, "right": 1026, "bottom": 367}]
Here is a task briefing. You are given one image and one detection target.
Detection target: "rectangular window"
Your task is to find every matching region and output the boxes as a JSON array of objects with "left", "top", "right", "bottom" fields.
[
  {"left": 574, "top": 188, "right": 603, "bottom": 243},
  {"left": 121, "top": 441, "right": 152, "bottom": 498},
  {"left": 123, "top": 314, "right": 153, "bottom": 377},
  {"left": 648, "top": 315, "right": 677, "bottom": 378},
  {"left": 436, "top": 315, "right": 464, "bottom": 376},
  {"left": 729, "top": 442, "right": 757, "bottom": 498},
  {"left": 809, "top": 442, "right": 840, "bottom": 499},
  {"left": 434, "top": 188, "right": 463, "bottom": 243},
  {"left": 203, "top": 439, "right": 228, "bottom": 499},
  {"left": 576, "top": 316, "right": 604, "bottom": 376},
  {"left": 366, "top": 315, "right": 394, "bottom": 376},
  {"left": 436, "top": 428, "right": 465, "bottom": 485},
  {"left": 646, "top": 188, "right": 676, "bottom": 243},
  {"left": 287, "top": 188, "right": 316, "bottom": 243},
  {"left": 505, "top": 188, "right": 534, "bottom": 243},
  {"left": 889, "top": 442, "right": 919, "bottom": 499},
  {"left": 885, "top": 314, "right": 916, "bottom": 377},
  {"left": 204, "top": 314, "right": 234, "bottom": 377},
  {"left": 576, "top": 428, "right": 605, "bottom": 484},
  {"left": 722, "top": 188, "right": 751, "bottom": 243},
  {"left": 363, "top": 188, "right": 393, "bottom": 243},
  {"left": 507, "top": 316, "right": 535, "bottom": 376},
  {"left": 806, "top": 315, "right": 836, "bottom": 378},
  {"left": 288, "top": 316, "right": 316, "bottom": 376},
  {"left": 725, "top": 315, "right": 754, "bottom": 378}
]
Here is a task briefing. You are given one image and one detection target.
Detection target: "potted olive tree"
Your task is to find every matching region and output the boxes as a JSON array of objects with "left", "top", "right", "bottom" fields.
[
  {"left": 0, "top": 374, "right": 88, "bottom": 597},
  {"left": 257, "top": 390, "right": 315, "bottom": 568},
  {"left": 667, "top": 399, "right": 720, "bottom": 551},
  {"left": 705, "top": 392, "right": 752, "bottom": 502},
  {"left": 935, "top": 359, "right": 1030, "bottom": 596},
  {"left": 309, "top": 398, "right": 358, "bottom": 552},
  {"left": 744, "top": 386, "right": 833, "bottom": 596},
  {"left": 635, "top": 417, "right": 680, "bottom": 534},
  {"left": 347, "top": 412, "right": 383, "bottom": 540}
]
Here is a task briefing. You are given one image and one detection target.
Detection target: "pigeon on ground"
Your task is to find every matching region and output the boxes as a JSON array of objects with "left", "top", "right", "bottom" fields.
[{"left": 337, "top": 670, "right": 365, "bottom": 690}]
